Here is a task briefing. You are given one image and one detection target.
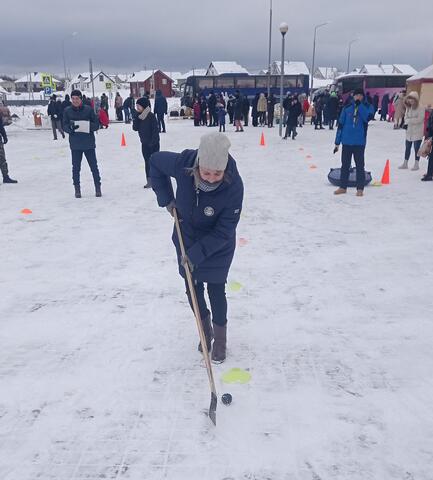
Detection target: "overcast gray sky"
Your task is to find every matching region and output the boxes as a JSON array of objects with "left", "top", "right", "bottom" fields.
[{"left": 1, "top": 0, "right": 432, "bottom": 77}]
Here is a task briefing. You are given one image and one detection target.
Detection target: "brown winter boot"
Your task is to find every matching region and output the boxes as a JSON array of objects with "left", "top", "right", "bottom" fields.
[
  {"left": 334, "top": 187, "right": 347, "bottom": 195},
  {"left": 198, "top": 313, "right": 213, "bottom": 353},
  {"left": 211, "top": 323, "right": 227, "bottom": 364},
  {"left": 356, "top": 189, "right": 364, "bottom": 197}
]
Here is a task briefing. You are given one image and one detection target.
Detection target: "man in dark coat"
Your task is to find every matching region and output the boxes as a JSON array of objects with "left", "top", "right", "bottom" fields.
[
  {"left": 284, "top": 97, "right": 302, "bottom": 140},
  {"left": 233, "top": 92, "right": 244, "bottom": 132},
  {"left": 242, "top": 95, "right": 250, "bottom": 127},
  {"left": 123, "top": 94, "right": 134, "bottom": 124},
  {"left": 251, "top": 93, "right": 259, "bottom": 127},
  {"left": 0, "top": 115, "right": 17, "bottom": 183},
  {"left": 207, "top": 91, "right": 217, "bottom": 127},
  {"left": 150, "top": 132, "right": 244, "bottom": 363},
  {"left": 267, "top": 93, "right": 276, "bottom": 127},
  {"left": 380, "top": 93, "right": 390, "bottom": 121},
  {"left": 63, "top": 89, "right": 101, "bottom": 198},
  {"left": 47, "top": 95, "right": 65, "bottom": 140},
  {"left": 154, "top": 89, "right": 168, "bottom": 133},
  {"left": 200, "top": 97, "right": 208, "bottom": 126},
  {"left": 327, "top": 92, "right": 339, "bottom": 130},
  {"left": 133, "top": 96, "right": 160, "bottom": 188}
]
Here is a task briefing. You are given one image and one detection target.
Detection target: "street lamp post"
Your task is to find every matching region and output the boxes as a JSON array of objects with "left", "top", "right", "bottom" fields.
[
  {"left": 279, "top": 22, "right": 288, "bottom": 138},
  {"left": 311, "top": 22, "right": 329, "bottom": 96},
  {"left": 62, "top": 32, "right": 78, "bottom": 83},
  {"left": 267, "top": 0, "right": 273, "bottom": 98},
  {"left": 347, "top": 39, "right": 358, "bottom": 73}
]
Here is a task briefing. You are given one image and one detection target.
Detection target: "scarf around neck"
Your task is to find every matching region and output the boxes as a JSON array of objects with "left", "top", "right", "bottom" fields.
[{"left": 138, "top": 106, "right": 151, "bottom": 120}]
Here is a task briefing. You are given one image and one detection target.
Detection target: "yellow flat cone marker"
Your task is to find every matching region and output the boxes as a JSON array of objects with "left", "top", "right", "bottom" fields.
[
  {"left": 309, "top": 165, "right": 317, "bottom": 169},
  {"left": 372, "top": 181, "right": 382, "bottom": 186},
  {"left": 228, "top": 281, "right": 242, "bottom": 292},
  {"left": 221, "top": 368, "right": 251, "bottom": 384}
]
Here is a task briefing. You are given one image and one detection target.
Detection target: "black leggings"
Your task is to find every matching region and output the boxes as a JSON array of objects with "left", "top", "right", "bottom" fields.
[
  {"left": 405, "top": 140, "right": 422, "bottom": 161},
  {"left": 185, "top": 280, "right": 227, "bottom": 326}
]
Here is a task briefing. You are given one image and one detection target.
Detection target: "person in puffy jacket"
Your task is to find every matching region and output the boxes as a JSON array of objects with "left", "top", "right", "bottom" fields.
[
  {"left": 398, "top": 91, "right": 425, "bottom": 171},
  {"left": 333, "top": 88, "right": 374, "bottom": 197},
  {"left": 133, "top": 96, "right": 160, "bottom": 188},
  {"left": 257, "top": 93, "right": 267, "bottom": 126},
  {"left": 149, "top": 132, "right": 243, "bottom": 363},
  {"left": 63, "top": 89, "right": 101, "bottom": 198}
]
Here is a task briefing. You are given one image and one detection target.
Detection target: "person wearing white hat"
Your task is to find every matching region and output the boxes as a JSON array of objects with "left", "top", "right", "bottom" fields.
[{"left": 150, "top": 132, "right": 244, "bottom": 363}]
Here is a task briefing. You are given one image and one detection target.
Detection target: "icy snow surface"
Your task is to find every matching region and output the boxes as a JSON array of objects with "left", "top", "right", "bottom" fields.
[{"left": 1, "top": 115, "right": 433, "bottom": 480}]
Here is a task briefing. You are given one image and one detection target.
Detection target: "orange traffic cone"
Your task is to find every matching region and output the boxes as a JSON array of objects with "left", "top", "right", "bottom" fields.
[
  {"left": 260, "top": 132, "right": 265, "bottom": 146},
  {"left": 121, "top": 133, "right": 127, "bottom": 147},
  {"left": 381, "top": 159, "right": 390, "bottom": 184}
]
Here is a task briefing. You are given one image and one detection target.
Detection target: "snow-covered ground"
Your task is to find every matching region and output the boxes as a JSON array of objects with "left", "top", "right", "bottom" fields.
[{"left": 1, "top": 117, "right": 433, "bottom": 480}]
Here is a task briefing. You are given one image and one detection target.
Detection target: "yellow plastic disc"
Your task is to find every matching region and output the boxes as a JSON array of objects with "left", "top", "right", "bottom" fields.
[{"left": 221, "top": 368, "right": 252, "bottom": 384}]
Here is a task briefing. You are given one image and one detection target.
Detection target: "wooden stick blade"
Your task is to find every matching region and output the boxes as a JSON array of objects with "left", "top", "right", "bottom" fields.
[{"left": 209, "top": 392, "right": 217, "bottom": 426}]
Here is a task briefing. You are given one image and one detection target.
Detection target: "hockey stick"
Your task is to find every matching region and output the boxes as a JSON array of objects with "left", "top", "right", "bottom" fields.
[{"left": 173, "top": 207, "right": 218, "bottom": 426}]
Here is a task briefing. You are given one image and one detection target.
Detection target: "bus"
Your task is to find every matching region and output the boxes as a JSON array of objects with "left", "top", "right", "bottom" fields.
[
  {"left": 182, "top": 73, "right": 310, "bottom": 103},
  {"left": 336, "top": 72, "right": 411, "bottom": 104}
]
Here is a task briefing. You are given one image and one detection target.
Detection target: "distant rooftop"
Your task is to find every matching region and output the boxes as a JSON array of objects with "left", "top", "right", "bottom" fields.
[{"left": 206, "top": 61, "right": 249, "bottom": 76}]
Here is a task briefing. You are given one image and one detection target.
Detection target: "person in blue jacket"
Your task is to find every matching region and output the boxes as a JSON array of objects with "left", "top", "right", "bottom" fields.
[
  {"left": 154, "top": 89, "right": 168, "bottom": 133},
  {"left": 334, "top": 88, "right": 374, "bottom": 197},
  {"left": 150, "top": 132, "right": 244, "bottom": 363},
  {"left": 63, "top": 89, "right": 101, "bottom": 198}
]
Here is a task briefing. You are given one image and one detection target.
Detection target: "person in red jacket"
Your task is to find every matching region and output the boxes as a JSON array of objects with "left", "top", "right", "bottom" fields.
[
  {"left": 302, "top": 97, "right": 310, "bottom": 125},
  {"left": 98, "top": 108, "right": 109, "bottom": 129}
]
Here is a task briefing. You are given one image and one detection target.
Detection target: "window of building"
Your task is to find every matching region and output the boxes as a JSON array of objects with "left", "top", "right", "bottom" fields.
[
  {"left": 99, "top": 74, "right": 104, "bottom": 82},
  {"left": 162, "top": 78, "right": 167, "bottom": 85}
]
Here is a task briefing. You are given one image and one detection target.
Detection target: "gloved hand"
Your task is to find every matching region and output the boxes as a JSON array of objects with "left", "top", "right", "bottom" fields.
[
  {"left": 2, "top": 136, "right": 8, "bottom": 145},
  {"left": 181, "top": 254, "right": 194, "bottom": 272},
  {"left": 166, "top": 200, "right": 176, "bottom": 217},
  {"left": 333, "top": 145, "right": 339, "bottom": 154}
]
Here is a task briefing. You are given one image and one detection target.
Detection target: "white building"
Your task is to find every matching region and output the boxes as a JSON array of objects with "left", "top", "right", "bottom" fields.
[
  {"left": 270, "top": 61, "right": 310, "bottom": 76},
  {"left": 206, "top": 61, "right": 249, "bottom": 76},
  {"left": 358, "top": 64, "right": 417, "bottom": 76},
  {"left": 69, "top": 72, "right": 118, "bottom": 94},
  {"left": 15, "top": 73, "right": 61, "bottom": 92}
]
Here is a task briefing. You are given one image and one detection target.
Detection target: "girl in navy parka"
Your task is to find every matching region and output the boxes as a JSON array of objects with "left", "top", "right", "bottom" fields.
[{"left": 150, "top": 132, "right": 244, "bottom": 363}]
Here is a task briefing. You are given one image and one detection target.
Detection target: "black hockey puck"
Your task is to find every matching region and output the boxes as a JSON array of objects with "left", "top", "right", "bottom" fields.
[{"left": 221, "top": 393, "right": 232, "bottom": 405}]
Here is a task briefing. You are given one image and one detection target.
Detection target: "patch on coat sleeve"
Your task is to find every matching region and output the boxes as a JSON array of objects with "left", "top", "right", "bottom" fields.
[
  {"left": 234, "top": 208, "right": 240, "bottom": 214},
  {"left": 204, "top": 206, "right": 215, "bottom": 217}
]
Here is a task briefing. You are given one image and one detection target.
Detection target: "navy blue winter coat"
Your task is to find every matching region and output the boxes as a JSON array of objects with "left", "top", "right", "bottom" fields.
[
  {"left": 335, "top": 100, "right": 373, "bottom": 146},
  {"left": 63, "top": 104, "right": 99, "bottom": 151},
  {"left": 150, "top": 150, "right": 244, "bottom": 283},
  {"left": 154, "top": 90, "right": 168, "bottom": 115}
]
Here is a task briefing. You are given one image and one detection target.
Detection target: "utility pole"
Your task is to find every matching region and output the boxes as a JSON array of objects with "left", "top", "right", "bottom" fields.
[{"left": 267, "top": 0, "right": 273, "bottom": 97}]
